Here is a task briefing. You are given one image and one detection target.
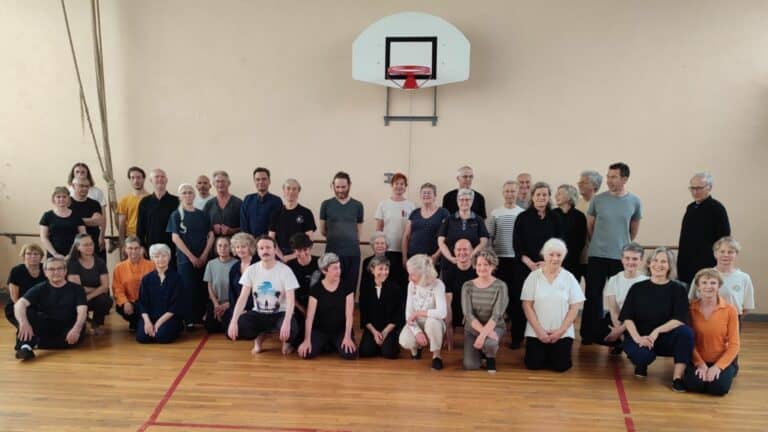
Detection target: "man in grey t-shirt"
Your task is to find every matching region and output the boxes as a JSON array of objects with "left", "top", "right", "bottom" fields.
[
  {"left": 581, "top": 162, "right": 642, "bottom": 344},
  {"left": 319, "top": 171, "right": 364, "bottom": 295}
]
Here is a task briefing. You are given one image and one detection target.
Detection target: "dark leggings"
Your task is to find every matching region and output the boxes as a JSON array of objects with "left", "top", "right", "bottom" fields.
[
  {"left": 524, "top": 337, "right": 574, "bottom": 372},
  {"left": 88, "top": 293, "right": 113, "bottom": 326},
  {"left": 359, "top": 327, "right": 400, "bottom": 359},
  {"left": 303, "top": 329, "right": 357, "bottom": 360},
  {"left": 682, "top": 361, "right": 738, "bottom": 396},
  {"left": 136, "top": 316, "right": 183, "bottom": 344},
  {"left": 623, "top": 325, "right": 694, "bottom": 368}
]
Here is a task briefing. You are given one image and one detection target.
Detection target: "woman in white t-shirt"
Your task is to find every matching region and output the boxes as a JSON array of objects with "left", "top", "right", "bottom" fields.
[
  {"left": 375, "top": 173, "right": 415, "bottom": 288},
  {"left": 521, "top": 238, "right": 585, "bottom": 372},
  {"left": 398, "top": 254, "right": 448, "bottom": 370},
  {"left": 599, "top": 242, "right": 648, "bottom": 354},
  {"left": 689, "top": 237, "right": 755, "bottom": 318}
]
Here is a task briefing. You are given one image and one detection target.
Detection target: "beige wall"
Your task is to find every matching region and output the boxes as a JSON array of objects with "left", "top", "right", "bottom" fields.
[{"left": 2, "top": 1, "right": 766, "bottom": 312}]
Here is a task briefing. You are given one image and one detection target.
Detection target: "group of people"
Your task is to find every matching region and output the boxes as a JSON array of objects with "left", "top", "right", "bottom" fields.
[{"left": 4, "top": 161, "right": 752, "bottom": 396}]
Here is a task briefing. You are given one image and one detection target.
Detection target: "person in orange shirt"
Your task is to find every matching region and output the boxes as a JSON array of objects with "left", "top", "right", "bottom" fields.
[
  {"left": 682, "top": 268, "right": 740, "bottom": 395},
  {"left": 113, "top": 236, "right": 154, "bottom": 331}
]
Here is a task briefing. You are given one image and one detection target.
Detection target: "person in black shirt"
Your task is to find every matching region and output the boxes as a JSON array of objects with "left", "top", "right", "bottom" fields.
[
  {"left": 70, "top": 177, "right": 106, "bottom": 261},
  {"left": 285, "top": 233, "right": 320, "bottom": 316},
  {"left": 13, "top": 257, "right": 87, "bottom": 361},
  {"left": 137, "top": 169, "right": 179, "bottom": 264},
  {"left": 359, "top": 256, "right": 402, "bottom": 359},
  {"left": 677, "top": 173, "right": 731, "bottom": 285},
  {"left": 553, "top": 184, "right": 587, "bottom": 281},
  {"left": 224, "top": 233, "right": 257, "bottom": 334},
  {"left": 66, "top": 233, "right": 113, "bottom": 335},
  {"left": 5, "top": 244, "right": 47, "bottom": 327},
  {"left": 620, "top": 247, "right": 693, "bottom": 391},
  {"left": 39, "top": 186, "right": 86, "bottom": 258},
  {"left": 269, "top": 179, "right": 317, "bottom": 261},
  {"left": 437, "top": 189, "right": 490, "bottom": 276},
  {"left": 442, "top": 166, "right": 487, "bottom": 218},
  {"left": 440, "top": 239, "right": 476, "bottom": 349},
  {"left": 298, "top": 253, "right": 357, "bottom": 360}
]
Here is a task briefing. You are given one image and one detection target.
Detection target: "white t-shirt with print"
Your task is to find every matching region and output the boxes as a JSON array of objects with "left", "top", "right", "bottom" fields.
[
  {"left": 239, "top": 261, "right": 299, "bottom": 313},
  {"left": 375, "top": 198, "right": 415, "bottom": 252}
]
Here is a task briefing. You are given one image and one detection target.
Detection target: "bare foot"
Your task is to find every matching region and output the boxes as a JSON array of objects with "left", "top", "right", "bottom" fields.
[
  {"left": 251, "top": 334, "right": 267, "bottom": 355},
  {"left": 282, "top": 342, "right": 294, "bottom": 355}
]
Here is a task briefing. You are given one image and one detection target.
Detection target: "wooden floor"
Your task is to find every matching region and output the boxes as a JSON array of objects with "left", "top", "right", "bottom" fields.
[{"left": 0, "top": 312, "right": 765, "bottom": 432}]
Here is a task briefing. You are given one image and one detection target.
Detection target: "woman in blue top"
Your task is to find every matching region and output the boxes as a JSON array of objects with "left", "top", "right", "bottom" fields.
[
  {"left": 401, "top": 183, "right": 450, "bottom": 267},
  {"left": 167, "top": 184, "right": 214, "bottom": 327},
  {"left": 137, "top": 244, "right": 183, "bottom": 344}
]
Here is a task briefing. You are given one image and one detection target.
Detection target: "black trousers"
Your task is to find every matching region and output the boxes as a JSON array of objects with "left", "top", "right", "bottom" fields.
[
  {"left": 338, "top": 255, "right": 361, "bottom": 297},
  {"left": 88, "top": 293, "right": 113, "bottom": 326},
  {"left": 178, "top": 262, "right": 207, "bottom": 324},
  {"left": 14, "top": 310, "right": 84, "bottom": 350},
  {"left": 508, "top": 259, "right": 529, "bottom": 343},
  {"left": 595, "top": 313, "right": 622, "bottom": 348},
  {"left": 359, "top": 327, "right": 400, "bottom": 359},
  {"left": 304, "top": 328, "right": 357, "bottom": 360},
  {"left": 136, "top": 316, "right": 182, "bottom": 344},
  {"left": 5, "top": 302, "right": 18, "bottom": 328},
  {"left": 524, "top": 337, "right": 574, "bottom": 372},
  {"left": 204, "top": 301, "right": 233, "bottom": 334},
  {"left": 682, "top": 361, "right": 738, "bottom": 396},
  {"left": 581, "top": 257, "right": 623, "bottom": 342},
  {"left": 236, "top": 311, "right": 300, "bottom": 346},
  {"left": 116, "top": 302, "right": 139, "bottom": 329}
]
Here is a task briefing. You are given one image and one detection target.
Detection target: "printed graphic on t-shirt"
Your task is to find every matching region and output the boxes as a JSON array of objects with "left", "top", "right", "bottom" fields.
[{"left": 253, "top": 280, "right": 282, "bottom": 313}]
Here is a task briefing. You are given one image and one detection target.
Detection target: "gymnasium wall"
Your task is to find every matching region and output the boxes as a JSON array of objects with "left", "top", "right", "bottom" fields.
[{"left": 1, "top": 1, "right": 766, "bottom": 312}]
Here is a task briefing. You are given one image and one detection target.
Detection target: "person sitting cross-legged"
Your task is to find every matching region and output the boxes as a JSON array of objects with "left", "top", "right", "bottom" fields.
[{"left": 13, "top": 257, "right": 87, "bottom": 361}]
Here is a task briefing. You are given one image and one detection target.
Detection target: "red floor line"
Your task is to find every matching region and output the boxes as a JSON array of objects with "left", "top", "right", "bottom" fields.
[
  {"left": 137, "top": 334, "right": 210, "bottom": 432},
  {"left": 612, "top": 362, "right": 635, "bottom": 432},
  {"left": 148, "top": 421, "right": 334, "bottom": 431}
]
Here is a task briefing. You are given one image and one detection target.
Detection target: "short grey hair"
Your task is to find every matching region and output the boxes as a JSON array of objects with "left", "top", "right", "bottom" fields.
[
  {"left": 318, "top": 252, "right": 341, "bottom": 272},
  {"left": 621, "top": 242, "right": 645, "bottom": 257},
  {"left": 456, "top": 188, "right": 475, "bottom": 203},
  {"left": 558, "top": 184, "right": 579, "bottom": 207},
  {"left": 456, "top": 165, "right": 473, "bottom": 176},
  {"left": 406, "top": 254, "right": 438, "bottom": 286},
  {"left": 541, "top": 238, "right": 568, "bottom": 258},
  {"left": 580, "top": 170, "right": 603, "bottom": 191},
  {"left": 149, "top": 243, "right": 172, "bottom": 257},
  {"left": 503, "top": 180, "right": 519, "bottom": 188},
  {"left": 472, "top": 248, "right": 499, "bottom": 268},
  {"left": 367, "top": 255, "right": 391, "bottom": 272},
  {"left": 692, "top": 172, "right": 713, "bottom": 188},
  {"left": 369, "top": 231, "right": 388, "bottom": 247},
  {"left": 212, "top": 170, "right": 230, "bottom": 180},
  {"left": 283, "top": 178, "right": 302, "bottom": 190},
  {"left": 44, "top": 256, "right": 67, "bottom": 270}
]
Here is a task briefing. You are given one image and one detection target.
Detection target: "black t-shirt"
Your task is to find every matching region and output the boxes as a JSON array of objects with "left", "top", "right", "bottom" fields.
[
  {"left": 442, "top": 189, "right": 487, "bottom": 219},
  {"left": 310, "top": 281, "right": 352, "bottom": 334},
  {"left": 437, "top": 212, "right": 490, "bottom": 250},
  {"left": 69, "top": 197, "right": 102, "bottom": 246},
  {"left": 39, "top": 210, "right": 83, "bottom": 255},
  {"left": 512, "top": 207, "right": 564, "bottom": 261},
  {"left": 7, "top": 263, "right": 46, "bottom": 298},
  {"left": 619, "top": 280, "right": 689, "bottom": 335},
  {"left": 287, "top": 256, "right": 320, "bottom": 308},
  {"left": 23, "top": 281, "right": 87, "bottom": 323},
  {"left": 441, "top": 263, "right": 476, "bottom": 327},
  {"left": 269, "top": 205, "right": 317, "bottom": 254},
  {"left": 67, "top": 257, "right": 108, "bottom": 288}
]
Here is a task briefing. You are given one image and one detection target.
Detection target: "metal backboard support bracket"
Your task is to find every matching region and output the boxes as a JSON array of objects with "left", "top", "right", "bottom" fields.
[{"left": 383, "top": 86, "right": 438, "bottom": 126}]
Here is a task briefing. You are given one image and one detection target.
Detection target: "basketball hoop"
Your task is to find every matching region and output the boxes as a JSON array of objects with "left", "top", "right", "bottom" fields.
[{"left": 387, "top": 65, "right": 431, "bottom": 90}]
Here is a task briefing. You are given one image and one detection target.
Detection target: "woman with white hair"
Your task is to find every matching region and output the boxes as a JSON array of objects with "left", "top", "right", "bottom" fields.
[
  {"left": 553, "top": 184, "right": 587, "bottom": 281},
  {"left": 620, "top": 247, "right": 692, "bottom": 391},
  {"left": 399, "top": 254, "right": 448, "bottom": 370},
  {"left": 136, "top": 244, "right": 184, "bottom": 343},
  {"left": 298, "top": 253, "right": 357, "bottom": 360},
  {"left": 167, "top": 184, "right": 214, "bottom": 327},
  {"left": 521, "top": 238, "right": 584, "bottom": 372}
]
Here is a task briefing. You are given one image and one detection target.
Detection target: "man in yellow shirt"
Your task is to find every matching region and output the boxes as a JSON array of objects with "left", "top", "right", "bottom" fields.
[{"left": 117, "top": 167, "right": 149, "bottom": 258}]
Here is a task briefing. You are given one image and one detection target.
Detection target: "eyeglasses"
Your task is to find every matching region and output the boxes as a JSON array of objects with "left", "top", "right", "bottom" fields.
[
  {"left": 46, "top": 267, "right": 66, "bottom": 272},
  {"left": 688, "top": 186, "right": 708, "bottom": 191}
]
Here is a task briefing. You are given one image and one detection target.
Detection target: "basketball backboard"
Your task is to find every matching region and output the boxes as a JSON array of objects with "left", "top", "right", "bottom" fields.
[{"left": 353, "top": 12, "right": 470, "bottom": 89}]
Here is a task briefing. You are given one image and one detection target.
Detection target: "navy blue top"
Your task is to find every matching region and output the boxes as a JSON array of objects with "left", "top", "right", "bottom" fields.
[
  {"left": 138, "top": 270, "right": 182, "bottom": 321},
  {"left": 228, "top": 260, "right": 254, "bottom": 311},
  {"left": 240, "top": 192, "right": 282, "bottom": 237},
  {"left": 437, "top": 211, "right": 490, "bottom": 251},
  {"left": 407, "top": 207, "right": 450, "bottom": 256},
  {"left": 166, "top": 208, "right": 211, "bottom": 265}
]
